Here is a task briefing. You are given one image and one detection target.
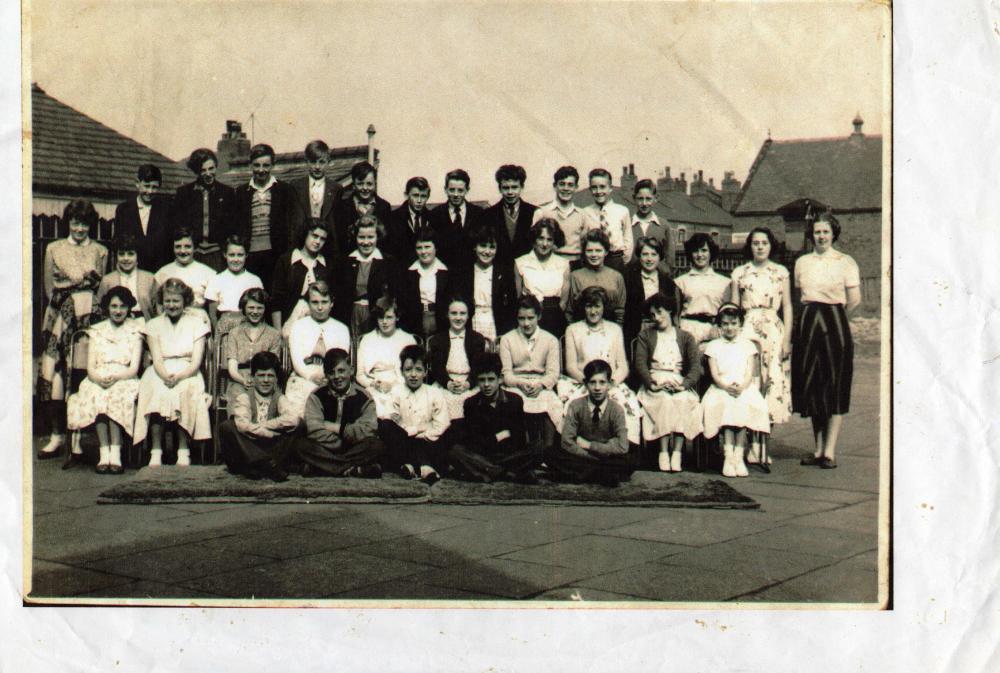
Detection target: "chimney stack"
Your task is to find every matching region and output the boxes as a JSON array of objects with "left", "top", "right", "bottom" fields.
[
  {"left": 620, "top": 163, "right": 637, "bottom": 193},
  {"left": 366, "top": 124, "right": 377, "bottom": 164},
  {"left": 657, "top": 166, "right": 674, "bottom": 192},
  {"left": 678, "top": 172, "right": 688, "bottom": 194},
  {"left": 216, "top": 120, "right": 250, "bottom": 175},
  {"left": 720, "top": 170, "right": 742, "bottom": 212}
]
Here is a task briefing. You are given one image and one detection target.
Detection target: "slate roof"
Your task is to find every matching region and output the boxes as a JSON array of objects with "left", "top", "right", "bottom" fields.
[
  {"left": 571, "top": 186, "right": 736, "bottom": 229},
  {"left": 220, "top": 146, "right": 374, "bottom": 188},
  {"left": 30, "top": 83, "right": 191, "bottom": 198},
  {"left": 734, "top": 134, "right": 882, "bottom": 214}
]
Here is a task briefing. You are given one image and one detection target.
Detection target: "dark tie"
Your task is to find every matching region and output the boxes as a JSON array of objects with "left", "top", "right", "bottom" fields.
[
  {"left": 592, "top": 405, "right": 601, "bottom": 425},
  {"left": 453, "top": 207, "right": 462, "bottom": 229}
]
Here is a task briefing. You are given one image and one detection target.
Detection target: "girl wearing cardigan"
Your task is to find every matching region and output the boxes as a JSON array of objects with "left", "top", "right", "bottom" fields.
[
  {"left": 426, "top": 296, "right": 488, "bottom": 420},
  {"left": 634, "top": 292, "right": 704, "bottom": 472}
]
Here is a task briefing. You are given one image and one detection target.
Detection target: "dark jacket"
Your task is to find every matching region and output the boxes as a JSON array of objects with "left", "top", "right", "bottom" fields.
[
  {"left": 288, "top": 175, "right": 344, "bottom": 260},
  {"left": 331, "top": 253, "right": 396, "bottom": 326},
  {"left": 623, "top": 262, "right": 679, "bottom": 347},
  {"left": 330, "top": 192, "right": 392, "bottom": 255},
  {"left": 234, "top": 179, "right": 296, "bottom": 258},
  {"left": 450, "top": 262, "right": 519, "bottom": 338},
  {"left": 633, "top": 326, "right": 702, "bottom": 392},
  {"left": 114, "top": 197, "right": 173, "bottom": 272},
  {"left": 397, "top": 266, "right": 450, "bottom": 336},
  {"left": 384, "top": 203, "right": 430, "bottom": 268},
  {"left": 485, "top": 199, "right": 537, "bottom": 264},
  {"left": 461, "top": 389, "right": 526, "bottom": 454},
  {"left": 269, "top": 250, "right": 332, "bottom": 323},
  {"left": 427, "top": 202, "right": 487, "bottom": 271},
  {"left": 426, "top": 329, "right": 487, "bottom": 388},
  {"left": 170, "top": 181, "right": 237, "bottom": 248}
]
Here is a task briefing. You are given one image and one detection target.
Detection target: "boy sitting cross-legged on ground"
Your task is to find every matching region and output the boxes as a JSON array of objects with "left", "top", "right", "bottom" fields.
[
  {"left": 295, "top": 348, "right": 385, "bottom": 478},
  {"left": 448, "top": 352, "right": 540, "bottom": 484}
]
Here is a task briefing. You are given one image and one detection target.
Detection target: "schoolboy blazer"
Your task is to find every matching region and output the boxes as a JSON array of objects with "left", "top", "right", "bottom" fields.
[
  {"left": 170, "top": 181, "right": 237, "bottom": 249},
  {"left": 114, "top": 197, "right": 173, "bottom": 272},
  {"left": 330, "top": 192, "right": 393, "bottom": 255},
  {"left": 288, "top": 175, "right": 343, "bottom": 256},
  {"left": 384, "top": 203, "right": 430, "bottom": 268},
  {"left": 485, "top": 199, "right": 538, "bottom": 264},
  {"left": 427, "top": 201, "right": 487, "bottom": 272},
  {"left": 234, "top": 179, "right": 296, "bottom": 258}
]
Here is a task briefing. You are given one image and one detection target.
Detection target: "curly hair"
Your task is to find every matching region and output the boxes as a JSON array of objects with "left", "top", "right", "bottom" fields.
[
  {"left": 742, "top": 226, "right": 779, "bottom": 261},
  {"left": 349, "top": 214, "right": 385, "bottom": 247},
  {"left": 100, "top": 286, "right": 138, "bottom": 315},
  {"left": 683, "top": 233, "right": 719, "bottom": 263},
  {"left": 63, "top": 199, "right": 98, "bottom": 229},
  {"left": 529, "top": 218, "right": 566, "bottom": 248}
]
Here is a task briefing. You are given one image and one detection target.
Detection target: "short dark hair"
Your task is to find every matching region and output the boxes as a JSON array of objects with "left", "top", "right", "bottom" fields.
[
  {"left": 370, "top": 295, "right": 399, "bottom": 321},
  {"left": 306, "top": 280, "right": 332, "bottom": 299},
  {"left": 224, "top": 234, "right": 248, "bottom": 254},
  {"left": 405, "top": 176, "right": 430, "bottom": 193},
  {"left": 635, "top": 236, "right": 664, "bottom": 259},
  {"left": 633, "top": 178, "right": 656, "bottom": 196},
  {"left": 349, "top": 214, "right": 385, "bottom": 246},
  {"left": 414, "top": 225, "right": 437, "bottom": 246},
  {"left": 715, "top": 303, "right": 745, "bottom": 326},
  {"left": 399, "top": 344, "right": 427, "bottom": 368},
  {"left": 530, "top": 218, "right": 566, "bottom": 248},
  {"left": 809, "top": 212, "right": 841, "bottom": 243},
  {"left": 470, "top": 224, "right": 498, "bottom": 248},
  {"left": 115, "top": 234, "right": 139, "bottom": 255},
  {"left": 588, "top": 168, "right": 612, "bottom": 183},
  {"left": 446, "top": 294, "right": 472, "bottom": 313},
  {"left": 136, "top": 164, "right": 161, "bottom": 183},
  {"left": 100, "top": 286, "right": 137, "bottom": 314},
  {"left": 495, "top": 164, "right": 526, "bottom": 186},
  {"left": 173, "top": 226, "right": 195, "bottom": 243},
  {"left": 351, "top": 161, "right": 377, "bottom": 183},
  {"left": 444, "top": 169, "right": 471, "bottom": 188},
  {"left": 299, "top": 219, "right": 329, "bottom": 248},
  {"left": 250, "top": 351, "right": 281, "bottom": 375},
  {"left": 322, "top": 348, "right": 352, "bottom": 373},
  {"left": 249, "top": 144, "right": 275, "bottom": 162},
  {"left": 473, "top": 352, "right": 503, "bottom": 378},
  {"left": 304, "top": 140, "right": 330, "bottom": 161},
  {"left": 63, "top": 199, "right": 98, "bottom": 229},
  {"left": 516, "top": 295, "right": 542, "bottom": 315},
  {"left": 157, "top": 278, "right": 195, "bottom": 307},
  {"left": 583, "top": 359, "right": 613, "bottom": 382},
  {"left": 582, "top": 228, "right": 611, "bottom": 253},
  {"left": 742, "top": 226, "right": 780, "bottom": 261},
  {"left": 186, "top": 148, "right": 217, "bottom": 174},
  {"left": 684, "top": 233, "right": 719, "bottom": 263},
  {"left": 553, "top": 166, "right": 579, "bottom": 184},
  {"left": 644, "top": 291, "right": 676, "bottom": 318},
  {"left": 578, "top": 285, "right": 608, "bottom": 310},
  {"left": 239, "top": 287, "right": 269, "bottom": 313}
]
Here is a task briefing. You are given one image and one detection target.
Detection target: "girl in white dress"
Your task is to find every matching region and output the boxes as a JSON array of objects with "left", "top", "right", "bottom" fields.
[
  {"left": 557, "top": 286, "right": 645, "bottom": 446},
  {"left": 284, "top": 280, "right": 351, "bottom": 418},
  {"left": 514, "top": 219, "right": 570, "bottom": 339},
  {"left": 66, "top": 287, "right": 143, "bottom": 474},
  {"left": 355, "top": 297, "right": 416, "bottom": 418},
  {"left": 133, "top": 279, "right": 212, "bottom": 467},
  {"left": 153, "top": 228, "right": 216, "bottom": 316},
  {"left": 634, "top": 292, "right": 704, "bottom": 472},
  {"left": 204, "top": 235, "right": 264, "bottom": 338},
  {"left": 701, "top": 304, "right": 770, "bottom": 478}
]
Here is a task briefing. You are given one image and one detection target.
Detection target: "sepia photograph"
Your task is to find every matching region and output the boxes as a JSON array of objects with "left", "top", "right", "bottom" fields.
[{"left": 23, "top": 0, "right": 889, "bottom": 607}]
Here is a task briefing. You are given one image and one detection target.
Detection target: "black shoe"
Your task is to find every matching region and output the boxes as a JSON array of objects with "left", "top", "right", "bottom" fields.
[
  {"left": 266, "top": 463, "right": 289, "bottom": 483},
  {"left": 800, "top": 455, "right": 823, "bottom": 466},
  {"left": 62, "top": 453, "right": 85, "bottom": 470},
  {"left": 359, "top": 463, "right": 382, "bottom": 479},
  {"left": 596, "top": 473, "right": 621, "bottom": 488},
  {"left": 420, "top": 469, "right": 441, "bottom": 486},
  {"left": 95, "top": 463, "right": 110, "bottom": 475},
  {"left": 300, "top": 463, "right": 315, "bottom": 478},
  {"left": 107, "top": 464, "right": 124, "bottom": 475},
  {"left": 399, "top": 464, "right": 417, "bottom": 480},
  {"left": 819, "top": 457, "right": 838, "bottom": 470},
  {"left": 36, "top": 448, "right": 62, "bottom": 460}
]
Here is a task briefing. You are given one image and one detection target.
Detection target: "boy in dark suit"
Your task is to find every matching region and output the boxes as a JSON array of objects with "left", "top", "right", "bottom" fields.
[
  {"left": 115, "top": 164, "right": 172, "bottom": 273},
  {"left": 428, "top": 168, "right": 485, "bottom": 271},
  {"left": 289, "top": 140, "right": 343, "bottom": 261},
  {"left": 170, "top": 148, "right": 237, "bottom": 272},
  {"left": 546, "top": 359, "right": 632, "bottom": 487},
  {"left": 331, "top": 161, "right": 392, "bottom": 255},
  {"left": 448, "top": 353, "right": 539, "bottom": 483},
  {"left": 486, "top": 164, "right": 537, "bottom": 264},
  {"left": 385, "top": 176, "right": 431, "bottom": 267},
  {"left": 234, "top": 143, "right": 295, "bottom": 291}
]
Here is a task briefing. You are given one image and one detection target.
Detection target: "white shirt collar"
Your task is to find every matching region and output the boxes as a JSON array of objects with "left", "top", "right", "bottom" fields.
[
  {"left": 409, "top": 258, "right": 447, "bottom": 274},
  {"left": 474, "top": 263, "right": 492, "bottom": 275},
  {"left": 119, "top": 268, "right": 136, "bottom": 279},
  {"left": 588, "top": 398, "right": 608, "bottom": 415},
  {"left": 291, "top": 248, "right": 325, "bottom": 267},
  {"left": 249, "top": 176, "right": 277, "bottom": 192},
  {"left": 136, "top": 196, "right": 151, "bottom": 209},
  {"left": 349, "top": 248, "right": 384, "bottom": 262},
  {"left": 309, "top": 175, "right": 325, "bottom": 186},
  {"left": 632, "top": 212, "right": 659, "bottom": 225},
  {"left": 66, "top": 236, "right": 90, "bottom": 247}
]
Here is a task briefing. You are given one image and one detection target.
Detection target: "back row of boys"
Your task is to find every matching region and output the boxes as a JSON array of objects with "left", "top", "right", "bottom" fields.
[{"left": 119, "top": 140, "right": 676, "bottom": 282}]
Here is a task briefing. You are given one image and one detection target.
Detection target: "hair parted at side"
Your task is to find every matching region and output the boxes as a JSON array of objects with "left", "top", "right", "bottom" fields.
[
  {"left": 582, "top": 227, "right": 611, "bottom": 252},
  {"left": 136, "top": 163, "right": 161, "bottom": 183},
  {"left": 322, "top": 348, "right": 351, "bottom": 372},
  {"left": 100, "top": 286, "right": 137, "bottom": 314},
  {"left": 516, "top": 294, "right": 542, "bottom": 315},
  {"left": 405, "top": 176, "right": 430, "bottom": 193},
  {"left": 157, "top": 278, "right": 195, "bottom": 307},
  {"left": 349, "top": 214, "right": 385, "bottom": 246},
  {"left": 635, "top": 235, "right": 664, "bottom": 259},
  {"left": 684, "top": 232, "right": 719, "bottom": 262},
  {"left": 304, "top": 140, "right": 330, "bottom": 161},
  {"left": 588, "top": 167, "right": 612, "bottom": 183},
  {"left": 809, "top": 211, "right": 842, "bottom": 243},
  {"left": 444, "top": 168, "right": 471, "bottom": 188},
  {"left": 578, "top": 285, "right": 609, "bottom": 310},
  {"left": 583, "top": 358, "right": 612, "bottom": 381},
  {"left": 186, "top": 148, "right": 217, "bottom": 174},
  {"left": 633, "top": 178, "right": 656, "bottom": 196},
  {"left": 239, "top": 287, "right": 269, "bottom": 313},
  {"left": 63, "top": 199, "right": 98, "bottom": 228},
  {"left": 306, "top": 280, "right": 332, "bottom": 299},
  {"left": 553, "top": 165, "right": 579, "bottom": 184},
  {"left": 530, "top": 218, "right": 566, "bottom": 248},
  {"left": 249, "top": 144, "right": 275, "bottom": 162},
  {"left": 371, "top": 295, "right": 399, "bottom": 321},
  {"left": 351, "top": 161, "right": 377, "bottom": 182}
]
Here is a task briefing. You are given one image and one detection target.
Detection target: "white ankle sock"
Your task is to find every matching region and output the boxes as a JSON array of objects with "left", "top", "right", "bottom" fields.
[
  {"left": 109, "top": 445, "right": 122, "bottom": 467},
  {"left": 176, "top": 449, "right": 191, "bottom": 467},
  {"left": 148, "top": 449, "right": 163, "bottom": 467},
  {"left": 98, "top": 446, "right": 110, "bottom": 466}
]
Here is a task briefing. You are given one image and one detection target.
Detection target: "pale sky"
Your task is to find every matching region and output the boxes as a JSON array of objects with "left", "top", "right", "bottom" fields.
[{"left": 29, "top": 0, "right": 887, "bottom": 204}]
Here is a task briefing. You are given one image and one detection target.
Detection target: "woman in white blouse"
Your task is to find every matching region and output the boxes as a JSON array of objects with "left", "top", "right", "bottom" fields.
[
  {"left": 792, "top": 213, "right": 861, "bottom": 470},
  {"left": 674, "top": 233, "right": 731, "bottom": 348},
  {"left": 355, "top": 296, "right": 417, "bottom": 419},
  {"left": 269, "top": 220, "right": 331, "bottom": 336},
  {"left": 514, "top": 218, "right": 570, "bottom": 339},
  {"left": 284, "top": 280, "right": 351, "bottom": 418}
]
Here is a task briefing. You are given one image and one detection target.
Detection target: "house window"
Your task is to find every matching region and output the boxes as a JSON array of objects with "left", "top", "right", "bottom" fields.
[{"left": 676, "top": 227, "right": 687, "bottom": 244}]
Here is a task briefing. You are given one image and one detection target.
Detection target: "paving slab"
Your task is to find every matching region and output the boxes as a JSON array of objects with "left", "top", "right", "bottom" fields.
[
  {"left": 421, "top": 517, "right": 593, "bottom": 551},
  {"left": 737, "top": 524, "right": 877, "bottom": 559},
  {"left": 179, "top": 549, "right": 432, "bottom": 599},
  {"left": 499, "top": 535, "right": 688, "bottom": 573},
  {"left": 349, "top": 530, "right": 526, "bottom": 568},
  {"left": 787, "top": 508, "right": 880, "bottom": 535},
  {"left": 512, "top": 505, "right": 688, "bottom": 530},
  {"left": 750, "top": 495, "right": 846, "bottom": 517},
  {"left": 653, "top": 541, "right": 839, "bottom": 585},
  {"left": 531, "top": 586, "right": 649, "bottom": 602},
  {"left": 602, "top": 510, "right": 786, "bottom": 547},
  {"left": 295, "top": 509, "right": 469, "bottom": 541},
  {"left": 74, "top": 579, "right": 225, "bottom": 600},
  {"left": 196, "top": 525, "right": 370, "bottom": 560},
  {"left": 738, "top": 560, "right": 879, "bottom": 603},
  {"left": 82, "top": 542, "right": 275, "bottom": 583},
  {"left": 729, "top": 480, "right": 875, "bottom": 505},
  {"left": 330, "top": 580, "right": 497, "bottom": 600},
  {"left": 415, "top": 558, "right": 593, "bottom": 599},
  {"left": 28, "top": 560, "right": 136, "bottom": 598},
  {"left": 576, "top": 561, "right": 773, "bottom": 602}
]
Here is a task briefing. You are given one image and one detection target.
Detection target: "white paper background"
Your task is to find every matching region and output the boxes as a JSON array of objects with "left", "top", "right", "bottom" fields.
[{"left": 3, "top": 1, "right": 997, "bottom": 671}]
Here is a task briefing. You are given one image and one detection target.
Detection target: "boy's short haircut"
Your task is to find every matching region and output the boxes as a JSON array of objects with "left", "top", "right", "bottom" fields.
[
  {"left": 583, "top": 358, "right": 613, "bottom": 382},
  {"left": 643, "top": 291, "right": 676, "bottom": 318},
  {"left": 304, "top": 140, "right": 330, "bottom": 161},
  {"left": 405, "top": 176, "right": 430, "bottom": 193},
  {"left": 553, "top": 166, "right": 579, "bottom": 184},
  {"left": 249, "top": 144, "right": 276, "bottom": 162},
  {"left": 250, "top": 351, "right": 281, "bottom": 376},
  {"left": 516, "top": 294, "right": 542, "bottom": 315},
  {"left": 588, "top": 168, "right": 612, "bottom": 183},
  {"left": 715, "top": 303, "right": 745, "bottom": 326},
  {"left": 399, "top": 344, "right": 427, "bottom": 368},
  {"left": 351, "top": 161, "right": 377, "bottom": 183},
  {"left": 370, "top": 295, "right": 399, "bottom": 321},
  {"left": 322, "top": 348, "right": 352, "bottom": 373},
  {"left": 414, "top": 225, "right": 437, "bottom": 245},
  {"left": 136, "top": 164, "right": 162, "bottom": 183},
  {"left": 115, "top": 234, "right": 139, "bottom": 255},
  {"left": 495, "top": 164, "right": 526, "bottom": 186},
  {"left": 633, "top": 178, "right": 656, "bottom": 196},
  {"left": 186, "top": 148, "right": 217, "bottom": 174},
  {"left": 444, "top": 169, "right": 471, "bottom": 188},
  {"left": 473, "top": 352, "right": 503, "bottom": 378},
  {"left": 224, "top": 234, "right": 248, "bottom": 253},
  {"left": 173, "top": 226, "right": 195, "bottom": 243}
]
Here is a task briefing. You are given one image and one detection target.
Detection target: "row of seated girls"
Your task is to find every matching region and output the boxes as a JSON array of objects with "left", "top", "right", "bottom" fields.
[{"left": 41, "top": 199, "right": 788, "bottom": 483}]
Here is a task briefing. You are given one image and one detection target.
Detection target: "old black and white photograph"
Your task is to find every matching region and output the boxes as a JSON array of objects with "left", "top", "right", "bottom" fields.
[{"left": 23, "top": 0, "right": 889, "bottom": 611}]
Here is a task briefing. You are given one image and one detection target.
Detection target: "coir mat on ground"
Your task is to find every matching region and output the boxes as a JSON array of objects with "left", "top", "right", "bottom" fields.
[{"left": 97, "top": 467, "right": 759, "bottom": 509}]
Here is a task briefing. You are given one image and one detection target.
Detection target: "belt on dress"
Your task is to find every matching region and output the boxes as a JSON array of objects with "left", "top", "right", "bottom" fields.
[{"left": 682, "top": 313, "right": 715, "bottom": 323}]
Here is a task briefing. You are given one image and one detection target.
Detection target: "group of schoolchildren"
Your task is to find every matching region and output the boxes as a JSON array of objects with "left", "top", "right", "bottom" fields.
[{"left": 37, "top": 139, "right": 783, "bottom": 487}]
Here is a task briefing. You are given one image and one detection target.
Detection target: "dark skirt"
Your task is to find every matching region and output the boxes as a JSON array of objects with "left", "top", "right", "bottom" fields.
[
  {"left": 539, "top": 296, "right": 567, "bottom": 338},
  {"left": 791, "top": 302, "right": 853, "bottom": 419}
]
